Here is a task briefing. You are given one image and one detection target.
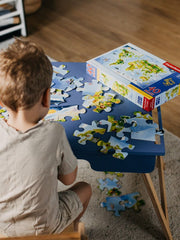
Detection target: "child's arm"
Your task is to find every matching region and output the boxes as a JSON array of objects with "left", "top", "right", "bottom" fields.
[{"left": 58, "top": 166, "right": 78, "bottom": 185}]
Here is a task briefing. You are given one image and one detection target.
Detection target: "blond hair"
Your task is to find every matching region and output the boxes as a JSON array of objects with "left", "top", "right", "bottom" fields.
[{"left": 0, "top": 38, "right": 53, "bottom": 111}]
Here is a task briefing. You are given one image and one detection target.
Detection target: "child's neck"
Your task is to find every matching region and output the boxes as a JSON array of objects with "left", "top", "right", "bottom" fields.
[
  {"left": 6, "top": 104, "right": 42, "bottom": 132},
  {"left": 4, "top": 90, "right": 50, "bottom": 132}
]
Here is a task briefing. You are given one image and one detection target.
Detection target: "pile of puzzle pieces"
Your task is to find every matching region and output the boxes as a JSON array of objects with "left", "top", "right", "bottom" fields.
[
  {"left": 97, "top": 176, "right": 145, "bottom": 216},
  {"left": 46, "top": 64, "right": 121, "bottom": 121}
]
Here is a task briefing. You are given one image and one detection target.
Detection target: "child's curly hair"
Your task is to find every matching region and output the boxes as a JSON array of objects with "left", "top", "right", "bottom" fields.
[{"left": 0, "top": 38, "right": 53, "bottom": 112}]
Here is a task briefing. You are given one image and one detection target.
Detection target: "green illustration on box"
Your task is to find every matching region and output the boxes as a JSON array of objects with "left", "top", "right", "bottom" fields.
[
  {"left": 95, "top": 44, "right": 173, "bottom": 89},
  {"left": 101, "top": 73, "right": 129, "bottom": 96},
  {"left": 165, "top": 85, "right": 179, "bottom": 100}
]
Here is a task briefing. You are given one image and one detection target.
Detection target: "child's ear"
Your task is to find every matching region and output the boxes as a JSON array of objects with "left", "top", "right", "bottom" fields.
[{"left": 42, "top": 88, "right": 50, "bottom": 108}]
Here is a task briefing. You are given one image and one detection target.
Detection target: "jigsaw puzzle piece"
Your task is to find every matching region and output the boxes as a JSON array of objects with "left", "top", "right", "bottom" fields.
[
  {"left": 101, "top": 192, "right": 141, "bottom": 216},
  {"left": 133, "top": 111, "right": 153, "bottom": 120},
  {"left": 124, "top": 112, "right": 158, "bottom": 141},
  {"left": 0, "top": 108, "right": 8, "bottom": 119},
  {"left": 76, "top": 80, "right": 109, "bottom": 95},
  {"left": 53, "top": 64, "right": 69, "bottom": 76},
  {"left": 45, "top": 105, "right": 86, "bottom": 122},
  {"left": 126, "top": 117, "right": 158, "bottom": 132},
  {"left": 50, "top": 88, "right": 69, "bottom": 102},
  {"left": 73, "top": 121, "right": 105, "bottom": 145},
  {"left": 97, "top": 136, "right": 135, "bottom": 159},
  {"left": 104, "top": 172, "right": 124, "bottom": 178},
  {"left": 98, "top": 115, "right": 131, "bottom": 139},
  {"left": 101, "top": 197, "right": 126, "bottom": 216},
  {"left": 98, "top": 115, "right": 135, "bottom": 139},
  {"left": 82, "top": 91, "right": 120, "bottom": 113},
  {"left": 98, "top": 115, "right": 124, "bottom": 133},
  {"left": 64, "top": 76, "right": 84, "bottom": 92},
  {"left": 52, "top": 76, "right": 84, "bottom": 92},
  {"left": 97, "top": 178, "right": 121, "bottom": 191},
  {"left": 107, "top": 188, "right": 121, "bottom": 196},
  {"left": 120, "top": 192, "right": 140, "bottom": 208},
  {"left": 133, "top": 199, "right": 145, "bottom": 212},
  {"left": 131, "top": 127, "right": 157, "bottom": 141}
]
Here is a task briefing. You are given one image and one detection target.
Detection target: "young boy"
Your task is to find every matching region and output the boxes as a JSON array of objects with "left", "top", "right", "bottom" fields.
[{"left": 0, "top": 38, "right": 92, "bottom": 237}]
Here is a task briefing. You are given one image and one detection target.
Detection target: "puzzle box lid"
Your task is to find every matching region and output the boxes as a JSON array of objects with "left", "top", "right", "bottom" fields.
[{"left": 87, "top": 43, "right": 180, "bottom": 101}]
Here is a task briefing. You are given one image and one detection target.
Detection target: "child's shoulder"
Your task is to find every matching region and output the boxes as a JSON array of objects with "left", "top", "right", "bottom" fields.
[{"left": 41, "top": 120, "right": 64, "bottom": 132}]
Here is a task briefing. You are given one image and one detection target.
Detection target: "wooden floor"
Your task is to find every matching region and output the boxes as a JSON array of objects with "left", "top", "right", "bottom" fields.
[{"left": 25, "top": 0, "right": 180, "bottom": 137}]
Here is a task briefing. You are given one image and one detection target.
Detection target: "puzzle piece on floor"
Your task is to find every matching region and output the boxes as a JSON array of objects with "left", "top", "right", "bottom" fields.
[
  {"left": 45, "top": 105, "right": 86, "bottom": 122},
  {"left": 50, "top": 88, "right": 69, "bottom": 102},
  {"left": 52, "top": 76, "right": 84, "bottom": 92},
  {"left": 76, "top": 80, "right": 109, "bottom": 95},
  {"left": 82, "top": 91, "right": 121, "bottom": 113},
  {"left": 104, "top": 172, "right": 124, "bottom": 178},
  {"left": 53, "top": 64, "right": 69, "bottom": 76},
  {"left": 73, "top": 121, "right": 106, "bottom": 145},
  {"left": 101, "top": 192, "right": 140, "bottom": 216},
  {"left": 107, "top": 188, "right": 121, "bottom": 196},
  {"left": 97, "top": 178, "right": 121, "bottom": 191},
  {"left": 133, "top": 199, "right": 145, "bottom": 212},
  {"left": 97, "top": 136, "right": 135, "bottom": 159},
  {"left": 101, "top": 196, "right": 126, "bottom": 216}
]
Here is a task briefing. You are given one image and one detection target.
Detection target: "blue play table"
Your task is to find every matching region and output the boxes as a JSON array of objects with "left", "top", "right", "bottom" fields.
[{"left": 52, "top": 62, "right": 165, "bottom": 173}]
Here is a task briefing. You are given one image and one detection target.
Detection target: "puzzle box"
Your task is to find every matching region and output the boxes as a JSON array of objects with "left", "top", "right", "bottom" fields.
[{"left": 86, "top": 43, "right": 180, "bottom": 111}]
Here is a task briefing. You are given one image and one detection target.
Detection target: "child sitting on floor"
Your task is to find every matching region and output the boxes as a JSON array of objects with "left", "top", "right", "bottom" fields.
[{"left": 0, "top": 38, "right": 92, "bottom": 237}]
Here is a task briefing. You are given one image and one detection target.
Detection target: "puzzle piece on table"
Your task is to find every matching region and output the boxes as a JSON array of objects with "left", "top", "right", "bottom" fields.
[
  {"left": 82, "top": 91, "right": 121, "bottom": 113},
  {"left": 52, "top": 76, "right": 84, "bottom": 92},
  {"left": 124, "top": 112, "right": 158, "bottom": 141},
  {"left": 45, "top": 105, "right": 86, "bottom": 122},
  {"left": 0, "top": 108, "right": 8, "bottom": 119},
  {"left": 98, "top": 115, "right": 125, "bottom": 133},
  {"left": 133, "top": 111, "right": 153, "bottom": 120},
  {"left": 76, "top": 80, "right": 109, "bottom": 95},
  {"left": 51, "top": 75, "right": 63, "bottom": 91},
  {"left": 97, "top": 178, "right": 121, "bottom": 191},
  {"left": 131, "top": 128, "right": 158, "bottom": 141},
  {"left": 97, "top": 136, "right": 135, "bottom": 160},
  {"left": 73, "top": 121, "right": 105, "bottom": 145},
  {"left": 53, "top": 64, "right": 69, "bottom": 76},
  {"left": 51, "top": 79, "right": 56, "bottom": 87},
  {"left": 101, "top": 192, "right": 140, "bottom": 216},
  {"left": 98, "top": 115, "right": 131, "bottom": 139},
  {"left": 50, "top": 88, "right": 69, "bottom": 102}
]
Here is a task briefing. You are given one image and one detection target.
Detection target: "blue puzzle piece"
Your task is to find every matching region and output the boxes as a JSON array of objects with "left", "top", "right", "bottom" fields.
[
  {"left": 76, "top": 80, "right": 109, "bottom": 95},
  {"left": 53, "top": 64, "right": 69, "bottom": 76},
  {"left": 120, "top": 192, "right": 140, "bottom": 208},
  {"left": 50, "top": 88, "right": 69, "bottom": 103},
  {"left": 52, "top": 76, "right": 84, "bottom": 92},
  {"left": 101, "top": 192, "right": 140, "bottom": 216},
  {"left": 98, "top": 178, "right": 121, "bottom": 191},
  {"left": 101, "top": 197, "right": 126, "bottom": 216},
  {"left": 125, "top": 116, "right": 158, "bottom": 141}
]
